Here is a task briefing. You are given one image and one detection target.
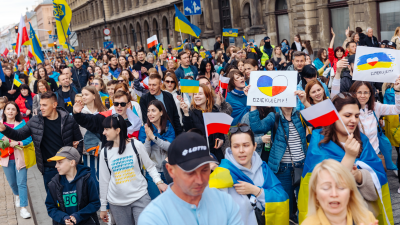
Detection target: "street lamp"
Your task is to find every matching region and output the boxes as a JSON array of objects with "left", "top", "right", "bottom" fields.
[{"left": 15, "top": 26, "right": 18, "bottom": 33}]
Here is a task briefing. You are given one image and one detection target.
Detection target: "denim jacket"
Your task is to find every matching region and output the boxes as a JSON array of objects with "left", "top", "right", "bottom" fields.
[{"left": 249, "top": 108, "right": 307, "bottom": 173}]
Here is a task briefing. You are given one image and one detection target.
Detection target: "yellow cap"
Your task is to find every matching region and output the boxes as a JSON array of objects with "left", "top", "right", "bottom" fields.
[{"left": 47, "top": 156, "right": 66, "bottom": 162}]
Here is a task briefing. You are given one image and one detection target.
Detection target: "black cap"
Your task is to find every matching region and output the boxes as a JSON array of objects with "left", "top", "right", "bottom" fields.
[
  {"left": 168, "top": 133, "right": 217, "bottom": 172},
  {"left": 264, "top": 36, "right": 270, "bottom": 41},
  {"left": 388, "top": 41, "right": 397, "bottom": 49}
]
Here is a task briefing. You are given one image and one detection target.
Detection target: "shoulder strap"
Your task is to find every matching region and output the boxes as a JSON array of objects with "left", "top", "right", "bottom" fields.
[
  {"left": 280, "top": 119, "right": 295, "bottom": 167},
  {"left": 131, "top": 140, "right": 144, "bottom": 177},
  {"left": 272, "top": 112, "right": 280, "bottom": 144},
  {"left": 103, "top": 148, "right": 111, "bottom": 174},
  {"left": 373, "top": 111, "right": 383, "bottom": 132},
  {"left": 296, "top": 111, "right": 311, "bottom": 134}
]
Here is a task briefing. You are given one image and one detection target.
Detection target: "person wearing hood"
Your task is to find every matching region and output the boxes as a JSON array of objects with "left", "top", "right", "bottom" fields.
[
  {"left": 160, "top": 72, "right": 189, "bottom": 125},
  {"left": 296, "top": 65, "right": 330, "bottom": 111},
  {"left": 46, "top": 147, "right": 101, "bottom": 225},
  {"left": 248, "top": 91, "right": 308, "bottom": 223},
  {"left": 138, "top": 100, "right": 175, "bottom": 199},
  {"left": 260, "top": 36, "right": 275, "bottom": 67},
  {"left": 209, "top": 123, "right": 289, "bottom": 225}
]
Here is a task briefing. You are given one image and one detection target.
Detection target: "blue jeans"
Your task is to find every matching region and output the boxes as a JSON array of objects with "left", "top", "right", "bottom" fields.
[
  {"left": 83, "top": 154, "right": 99, "bottom": 191},
  {"left": 275, "top": 159, "right": 305, "bottom": 219},
  {"left": 3, "top": 160, "right": 28, "bottom": 207},
  {"left": 43, "top": 167, "right": 58, "bottom": 193},
  {"left": 145, "top": 172, "right": 167, "bottom": 200}
]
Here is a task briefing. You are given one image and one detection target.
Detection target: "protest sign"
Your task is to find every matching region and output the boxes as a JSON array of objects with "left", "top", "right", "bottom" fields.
[
  {"left": 246, "top": 71, "right": 297, "bottom": 107},
  {"left": 353, "top": 46, "right": 400, "bottom": 83}
]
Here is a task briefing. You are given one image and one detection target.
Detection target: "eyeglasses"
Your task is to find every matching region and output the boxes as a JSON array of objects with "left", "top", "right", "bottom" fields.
[
  {"left": 114, "top": 102, "right": 127, "bottom": 107},
  {"left": 90, "top": 83, "right": 94, "bottom": 85},
  {"left": 356, "top": 91, "right": 371, "bottom": 96},
  {"left": 93, "top": 83, "right": 100, "bottom": 86},
  {"left": 229, "top": 126, "right": 251, "bottom": 134},
  {"left": 118, "top": 80, "right": 124, "bottom": 83},
  {"left": 165, "top": 80, "right": 175, "bottom": 84}
]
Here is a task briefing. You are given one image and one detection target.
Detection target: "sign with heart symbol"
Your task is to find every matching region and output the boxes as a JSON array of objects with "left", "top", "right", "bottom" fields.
[
  {"left": 257, "top": 75, "right": 288, "bottom": 97},
  {"left": 366, "top": 57, "right": 379, "bottom": 67},
  {"left": 247, "top": 71, "right": 297, "bottom": 107}
]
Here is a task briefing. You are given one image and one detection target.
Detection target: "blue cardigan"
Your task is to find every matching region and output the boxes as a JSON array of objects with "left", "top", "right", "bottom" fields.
[{"left": 249, "top": 108, "right": 307, "bottom": 173}]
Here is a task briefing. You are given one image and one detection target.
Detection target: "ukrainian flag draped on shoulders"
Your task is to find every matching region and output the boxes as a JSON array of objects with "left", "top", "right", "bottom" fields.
[
  {"left": 298, "top": 129, "right": 394, "bottom": 225},
  {"left": 209, "top": 158, "right": 289, "bottom": 225}
]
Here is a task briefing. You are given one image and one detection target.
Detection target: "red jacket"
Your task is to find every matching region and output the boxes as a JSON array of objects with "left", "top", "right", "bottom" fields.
[
  {"left": 328, "top": 48, "right": 349, "bottom": 74},
  {"left": 15, "top": 93, "right": 36, "bottom": 122}
]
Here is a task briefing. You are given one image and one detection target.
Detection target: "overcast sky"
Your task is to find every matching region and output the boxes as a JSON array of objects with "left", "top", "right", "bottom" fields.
[{"left": 0, "top": 0, "right": 39, "bottom": 28}]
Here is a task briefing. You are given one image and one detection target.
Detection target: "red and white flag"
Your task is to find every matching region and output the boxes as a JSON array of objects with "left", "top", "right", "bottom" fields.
[
  {"left": 15, "top": 15, "right": 30, "bottom": 57},
  {"left": 300, "top": 99, "right": 339, "bottom": 127},
  {"left": 219, "top": 76, "right": 230, "bottom": 90},
  {"left": 203, "top": 112, "right": 233, "bottom": 136},
  {"left": 147, "top": 35, "right": 158, "bottom": 49},
  {"left": 2, "top": 48, "right": 9, "bottom": 57}
]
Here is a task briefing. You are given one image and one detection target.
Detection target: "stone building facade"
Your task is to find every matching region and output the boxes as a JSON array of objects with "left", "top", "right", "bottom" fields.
[{"left": 68, "top": 0, "right": 400, "bottom": 54}]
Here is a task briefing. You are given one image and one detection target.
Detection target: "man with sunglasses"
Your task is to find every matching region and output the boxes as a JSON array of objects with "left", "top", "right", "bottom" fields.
[
  {"left": 73, "top": 91, "right": 142, "bottom": 147},
  {"left": 71, "top": 57, "right": 88, "bottom": 92}
]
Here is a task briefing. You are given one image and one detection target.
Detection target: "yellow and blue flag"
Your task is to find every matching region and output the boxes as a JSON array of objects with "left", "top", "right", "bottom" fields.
[
  {"left": 66, "top": 42, "right": 75, "bottom": 52},
  {"left": 99, "top": 92, "right": 109, "bottom": 105},
  {"left": 180, "top": 79, "right": 199, "bottom": 93},
  {"left": 173, "top": 39, "right": 187, "bottom": 53},
  {"left": 223, "top": 28, "right": 238, "bottom": 37},
  {"left": 11, "top": 43, "right": 16, "bottom": 50},
  {"left": 156, "top": 43, "right": 164, "bottom": 56},
  {"left": 298, "top": 129, "right": 394, "bottom": 225},
  {"left": 13, "top": 74, "right": 23, "bottom": 88},
  {"left": 356, "top": 52, "right": 394, "bottom": 71},
  {"left": 28, "top": 22, "right": 44, "bottom": 64},
  {"left": 174, "top": 5, "right": 201, "bottom": 38},
  {"left": 209, "top": 159, "right": 289, "bottom": 225},
  {"left": 53, "top": 0, "right": 72, "bottom": 47}
]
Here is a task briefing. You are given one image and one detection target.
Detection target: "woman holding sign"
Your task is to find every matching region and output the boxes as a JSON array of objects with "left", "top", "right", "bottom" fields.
[
  {"left": 226, "top": 69, "right": 251, "bottom": 126},
  {"left": 180, "top": 84, "right": 225, "bottom": 162},
  {"left": 297, "top": 94, "right": 393, "bottom": 225},
  {"left": 247, "top": 86, "right": 308, "bottom": 222}
]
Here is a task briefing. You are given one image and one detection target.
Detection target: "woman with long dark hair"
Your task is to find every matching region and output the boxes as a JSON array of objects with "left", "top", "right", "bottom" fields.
[
  {"left": 32, "top": 80, "right": 51, "bottom": 115},
  {"left": 15, "top": 84, "right": 35, "bottom": 122},
  {"left": 328, "top": 28, "right": 348, "bottom": 74},
  {"left": 313, "top": 48, "right": 330, "bottom": 76},
  {"left": 99, "top": 114, "right": 167, "bottom": 224},
  {"left": 291, "top": 34, "right": 304, "bottom": 52},
  {"left": 33, "top": 67, "right": 57, "bottom": 93},
  {"left": 199, "top": 58, "right": 219, "bottom": 88},
  {"left": 226, "top": 69, "right": 250, "bottom": 126},
  {"left": 138, "top": 100, "right": 175, "bottom": 199}
]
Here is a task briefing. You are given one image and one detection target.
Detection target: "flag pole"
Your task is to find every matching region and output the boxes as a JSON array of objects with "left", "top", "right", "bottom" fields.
[
  {"left": 203, "top": 113, "right": 210, "bottom": 148},
  {"left": 336, "top": 112, "right": 350, "bottom": 135}
]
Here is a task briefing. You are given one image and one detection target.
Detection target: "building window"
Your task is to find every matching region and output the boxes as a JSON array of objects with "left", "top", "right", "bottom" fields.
[
  {"left": 379, "top": 0, "right": 400, "bottom": 41},
  {"left": 219, "top": 0, "right": 232, "bottom": 28},
  {"left": 330, "top": 7, "right": 349, "bottom": 48},
  {"left": 276, "top": 0, "right": 289, "bottom": 43}
]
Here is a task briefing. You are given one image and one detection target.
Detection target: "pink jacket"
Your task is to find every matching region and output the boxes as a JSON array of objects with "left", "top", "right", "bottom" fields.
[{"left": 0, "top": 121, "right": 26, "bottom": 170}]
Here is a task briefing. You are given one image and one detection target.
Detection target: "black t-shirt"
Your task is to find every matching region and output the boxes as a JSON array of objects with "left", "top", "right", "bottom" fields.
[
  {"left": 62, "top": 91, "right": 73, "bottom": 113},
  {"left": 41, "top": 113, "right": 64, "bottom": 167}
]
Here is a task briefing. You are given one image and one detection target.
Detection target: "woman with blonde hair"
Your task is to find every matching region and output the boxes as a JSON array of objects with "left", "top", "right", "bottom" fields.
[
  {"left": 390, "top": 26, "right": 400, "bottom": 50},
  {"left": 303, "top": 159, "right": 377, "bottom": 225},
  {"left": 271, "top": 46, "right": 287, "bottom": 70}
]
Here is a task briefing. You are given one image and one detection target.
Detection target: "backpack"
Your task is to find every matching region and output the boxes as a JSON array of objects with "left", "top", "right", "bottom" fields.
[{"left": 103, "top": 140, "right": 145, "bottom": 178}]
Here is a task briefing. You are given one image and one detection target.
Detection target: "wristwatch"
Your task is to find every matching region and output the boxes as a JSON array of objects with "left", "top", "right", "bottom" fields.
[{"left": 156, "top": 180, "right": 164, "bottom": 185}]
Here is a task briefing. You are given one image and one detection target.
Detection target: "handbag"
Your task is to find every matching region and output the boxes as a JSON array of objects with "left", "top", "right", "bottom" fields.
[
  {"left": 280, "top": 120, "right": 303, "bottom": 187},
  {"left": 373, "top": 112, "right": 397, "bottom": 170},
  {"left": 246, "top": 194, "right": 265, "bottom": 225}
]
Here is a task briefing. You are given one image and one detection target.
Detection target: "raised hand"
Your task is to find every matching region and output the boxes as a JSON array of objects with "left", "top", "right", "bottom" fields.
[
  {"left": 243, "top": 85, "right": 251, "bottom": 96},
  {"left": 180, "top": 99, "right": 189, "bottom": 116},
  {"left": 73, "top": 100, "right": 84, "bottom": 114},
  {"left": 344, "top": 133, "right": 361, "bottom": 158},
  {"left": 331, "top": 27, "right": 335, "bottom": 37},
  {"left": 394, "top": 75, "right": 400, "bottom": 91}
]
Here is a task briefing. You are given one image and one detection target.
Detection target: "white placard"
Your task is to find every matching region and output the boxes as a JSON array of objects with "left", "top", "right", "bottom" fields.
[
  {"left": 246, "top": 71, "right": 298, "bottom": 107},
  {"left": 353, "top": 46, "right": 400, "bottom": 83}
]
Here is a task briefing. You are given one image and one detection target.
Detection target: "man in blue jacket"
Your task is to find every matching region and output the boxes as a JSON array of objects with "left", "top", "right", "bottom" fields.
[
  {"left": 71, "top": 57, "right": 88, "bottom": 93},
  {"left": 175, "top": 51, "right": 198, "bottom": 80},
  {"left": 45, "top": 147, "right": 100, "bottom": 225}
]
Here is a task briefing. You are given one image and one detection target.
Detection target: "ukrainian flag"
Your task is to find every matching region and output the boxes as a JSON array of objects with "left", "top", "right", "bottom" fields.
[
  {"left": 174, "top": 5, "right": 201, "bottom": 38},
  {"left": 298, "top": 129, "right": 394, "bottom": 225},
  {"left": 180, "top": 79, "right": 199, "bottom": 93},
  {"left": 13, "top": 74, "right": 23, "bottom": 88},
  {"left": 66, "top": 42, "right": 75, "bottom": 52},
  {"left": 209, "top": 159, "right": 289, "bottom": 225},
  {"left": 11, "top": 43, "right": 16, "bottom": 50},
  {"left": 223, "top": 28, "right": 238, "bottom": 37},
  {"left": 357, "top": 52, "right": 394, "bottom": 71},
  {"left": 173, "top": 39, "right": 187, "bottom": 53},
  {"left": 28, "top": 23, "right": 44, "bottom": 64},
  {"left": 99, "top": 92, "right": 109, "bottom": 105},
  {"left": 53, "top": 0, "right": 72, "bottom": 48},
  {"left": 156, "top": 43, "right": 163, "bottom": 57}
]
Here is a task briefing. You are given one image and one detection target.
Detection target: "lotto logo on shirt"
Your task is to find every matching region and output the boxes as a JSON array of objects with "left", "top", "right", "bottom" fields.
[
  {"left": 63, "top": 191, "right": 77, "bottom": 207},
  {"left": 111, "top": 156, "right": 136, "bottom": 185}
]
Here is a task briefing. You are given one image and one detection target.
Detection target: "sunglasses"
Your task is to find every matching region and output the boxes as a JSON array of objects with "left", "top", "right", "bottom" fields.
[
  {"left": 114, "top": 102, "right": 127, "bottom": 107},
  {"left": 229, "top": 125, "right": 251, "bottom": 134},
  {"left": 118, "top": 80, "right": 124, "bottom": 83},
  {"left": 165, "top": 80, "right": 175, "bottom": 84}
]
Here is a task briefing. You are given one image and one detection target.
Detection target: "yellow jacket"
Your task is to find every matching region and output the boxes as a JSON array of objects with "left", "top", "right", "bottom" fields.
[{"left": 302, "top": 208, "right": 376, "bottom": 225}]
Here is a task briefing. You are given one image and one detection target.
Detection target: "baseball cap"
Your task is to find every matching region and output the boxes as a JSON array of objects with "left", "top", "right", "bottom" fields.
[
  {"left": 388, "top": 41, "right": 397, "bottom": 49},
  {"left": 264, "top": 36, "right": 270, "bottom": 41},
  {"left": 168, "top": 133, "right": 217, "bottom": 172},
  {"left": 47, "top": 146, "right": 81, "bottom": 164}
]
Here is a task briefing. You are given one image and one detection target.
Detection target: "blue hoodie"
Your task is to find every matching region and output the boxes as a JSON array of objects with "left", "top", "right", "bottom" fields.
[{"left": 46, "top": 164, "right": 100, "bottom": 225}]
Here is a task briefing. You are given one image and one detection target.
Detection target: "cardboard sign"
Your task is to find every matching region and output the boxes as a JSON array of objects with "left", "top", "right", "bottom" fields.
[
  {"left": 247, "top": 71, "right": 297, "bottom": 107},
  {"left": 353, "top": 46, "right": 400, "bottom": 83}
]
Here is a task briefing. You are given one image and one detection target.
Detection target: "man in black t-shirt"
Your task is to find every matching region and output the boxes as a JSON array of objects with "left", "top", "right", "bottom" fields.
[
  {"left": 56, "top": 69, "right": 79, "bottom": 114},
  {"left": 0, "top": 92, "right": 83, "bottom": 192}
]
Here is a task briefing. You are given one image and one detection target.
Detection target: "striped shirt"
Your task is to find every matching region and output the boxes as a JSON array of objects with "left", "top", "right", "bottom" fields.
[{"left": 281, "top": 121, "right": 305, "bottom": 163}]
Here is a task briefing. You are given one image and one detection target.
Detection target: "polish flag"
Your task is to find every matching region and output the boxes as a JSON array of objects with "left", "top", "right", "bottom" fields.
[
  {"left": 219, "top": 76, "right": 230, "bottom": 90},
  {"left": 203, "top": 112, "right": 233, "bottom": 136},
  {"left": 15, "top": 16, "right": 30, "bottom": 57},
  {"left": 300, "top": 99, "right": 339, "bottom": 127},
  {"left": 141, "top": 76, "right": 149, "bottom": 89},
  {"left": 147, "top": 35, "right": 158, "bottom": 49},
  {"left": 2, "top": 48, "right": 8, "bottom": 57}
]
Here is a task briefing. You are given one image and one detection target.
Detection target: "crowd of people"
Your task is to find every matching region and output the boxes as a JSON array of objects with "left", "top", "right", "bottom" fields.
[{"left": 0, "top": 25, "right": 399, "bottom": 225}]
